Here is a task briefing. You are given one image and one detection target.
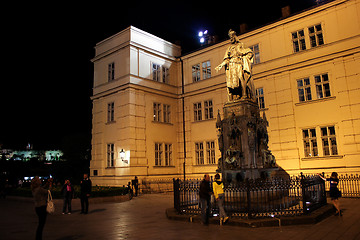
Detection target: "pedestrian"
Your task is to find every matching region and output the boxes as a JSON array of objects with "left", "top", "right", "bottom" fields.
[
  {"left": 212, "top": 173, "right": 229, "bottom": 224},
  {"left": 199, "top": 174, "right": 213, "bottom": 225},
  {"left": 80, "top": 173, "right": 92, "bottom": 214},
  {"left": 31, "top": 176, "right": 48, "bottom": 240},
  {"left": 61, "top": 179, "right": 74, "bottom": 214},
  {"left": 318, "top": 172, "right": 342, "bottom": 216},
  {"left": 132, "top": 176, "right": 139, "bottom": 196}
]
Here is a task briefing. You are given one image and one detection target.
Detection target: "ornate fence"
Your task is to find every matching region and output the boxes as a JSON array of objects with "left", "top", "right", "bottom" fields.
[{"left": 173, "top": 174, "right": 327, "bottom": 219}]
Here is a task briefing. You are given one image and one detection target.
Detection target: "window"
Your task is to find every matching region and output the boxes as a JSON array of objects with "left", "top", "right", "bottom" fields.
[
  {"left": 108, "top": 62, "right": 115, "bottom": 82},
  {"left": 152, "top": 63, "right": 161, "bottom": 82},
  {"left": 302, "top": 129, "right": 318, "bottom": 157},
  {"left": 202, "top": 61, "right": 211, "bottom": 80},
  {"left": 107, "top": 102, "right": 115, "bottom": 123},
  {"left": 309, "top": 24, "right": 324, "bottom": 48},
  {"left": 292, "top": 30, "right": 306, "bottom": 52},
  {"left": 249, "top": 44, "right": 260, "bottom": 64},
  {"left": 297, "top": 78, "right": 312, "bottom": 102},
  {"left": 163, "top": 104, "right": 171, "bottom": 123},
  {"left": 256, "top": 88, "right": 265, "bottom": 109},
  {"left": 155, "top": 143, "right": 162, "bottom": 166},
  {"left": 194, "top": 102, "right": 202, "bottom": 121},
  {"left": 192, "top": 64, "right": 200, "bottom": 82},
  {"left": 164, "top": 144, "right": 172, "bottom": 166},
  {"left": 107, "top": 144, "right": 115, "bottom": 167},
  {"left": 321, "top": 126, "right": 338, "bottom": 156},
  {"left": 162, "top": 66, "right": 169, "bottom": 83},
  {"left": 153, "top": 103, "right": 161, "bottom": 122},
  {"left": 206, "top": 141, "right": 216, "bottom": 164},
  {"left": 315, "top": 73, "right": 331, "bottom": 99},
  {"left": 204, "top": 100, "right": 213, "bottom": 120},
  {"left": 195, "top": 142, "right": 204, "bottom": 165}
]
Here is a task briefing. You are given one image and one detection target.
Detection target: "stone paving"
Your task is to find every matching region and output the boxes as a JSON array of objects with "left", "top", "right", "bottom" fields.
[{"left": 1, "top": 193, "right": 360, "bottom": 240}]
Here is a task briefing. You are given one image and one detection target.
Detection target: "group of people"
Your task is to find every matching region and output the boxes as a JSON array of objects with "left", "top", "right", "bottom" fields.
[
  {"left": 30, "top": 174, "right": 92, "bottom": 240},
  {"left": 199, "top": 171, "right": 343, "bottom": 226},
  {"left": 199, "top": 173, "right": 229, "bottom": 225}
]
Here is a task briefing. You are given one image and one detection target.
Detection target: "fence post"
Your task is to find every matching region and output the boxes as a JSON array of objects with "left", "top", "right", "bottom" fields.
[
  {"left": 173, "top": 178, "right": 180, "bottom": 213},
  {"left": 321, "top": 172, "right": 327, "bottom": 205},
  {"left": 300, "top": 172, "right": 308, "bottom": 214},
  {"left": 246, "top": 179, "right": 252, "bottom": 219}
]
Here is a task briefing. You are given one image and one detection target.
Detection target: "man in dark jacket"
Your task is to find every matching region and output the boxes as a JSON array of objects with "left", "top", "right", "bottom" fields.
[
  {"left": 199, "top": 174, "right": 213, "bottom": 225},
  {"left": 80, "top": 174, "right": 92, "bottom": 214}
]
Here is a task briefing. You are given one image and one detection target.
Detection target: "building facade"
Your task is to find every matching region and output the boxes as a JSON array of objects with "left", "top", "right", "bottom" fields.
[{"left": 90, "top": 0, "right": 360, "bottom": 186}]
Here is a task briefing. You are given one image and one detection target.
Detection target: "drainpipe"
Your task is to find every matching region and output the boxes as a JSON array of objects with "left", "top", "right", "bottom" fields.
[{"left": 179, "top": 57, "right": 186, "bottom": 180}]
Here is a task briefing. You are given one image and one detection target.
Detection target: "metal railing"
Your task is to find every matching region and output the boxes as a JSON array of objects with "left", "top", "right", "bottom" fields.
[{"left": 173, "top": 174, "right": 327, "bottom": 219}]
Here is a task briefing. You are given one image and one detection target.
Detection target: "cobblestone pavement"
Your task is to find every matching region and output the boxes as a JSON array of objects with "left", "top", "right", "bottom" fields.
[{"left": 1, "top": 193, "right": 360, "bottom": 240}]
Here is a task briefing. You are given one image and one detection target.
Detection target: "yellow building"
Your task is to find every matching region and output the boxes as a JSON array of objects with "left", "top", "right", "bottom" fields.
[{"left": 90, "top": 0, "right": 360, "bottom": 186}]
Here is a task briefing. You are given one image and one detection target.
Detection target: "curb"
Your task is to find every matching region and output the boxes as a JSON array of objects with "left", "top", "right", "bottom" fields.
[{"left": 166, "top": 204, "right": 335, "bottom": 227}]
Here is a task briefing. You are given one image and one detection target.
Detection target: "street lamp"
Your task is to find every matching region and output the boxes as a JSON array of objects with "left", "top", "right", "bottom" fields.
[
  {"left": 198, "top": 30, "right": 208, "bottom": 45},
  {"left": 120, "top": 149, "right": 128, "bottom": 164}
]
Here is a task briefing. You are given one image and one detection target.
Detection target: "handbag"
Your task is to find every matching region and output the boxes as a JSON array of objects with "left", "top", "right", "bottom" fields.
[{"left": 46, "top": 190, "right": 55, "bottom": 214}]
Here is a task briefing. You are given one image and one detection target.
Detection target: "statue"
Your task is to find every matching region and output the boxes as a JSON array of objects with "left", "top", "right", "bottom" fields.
[{"left": 215, "top": 29, "right": 255, "bottom": 101}]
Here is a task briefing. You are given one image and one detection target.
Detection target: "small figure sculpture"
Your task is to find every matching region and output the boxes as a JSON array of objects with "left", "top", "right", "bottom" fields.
[{"left": 215, "top": 29, "right": 255, "bottom": 101}]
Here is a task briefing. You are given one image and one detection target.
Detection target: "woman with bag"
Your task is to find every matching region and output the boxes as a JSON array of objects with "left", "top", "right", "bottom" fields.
[
  {"left": 318, "top": 172, "right": 342, "bottom": 216},
  {"left": 212, "top": 173, "right": 229, "bottom": 224},
  {"left": 31, "top": 176, "right": 49, "bottom": 240}
]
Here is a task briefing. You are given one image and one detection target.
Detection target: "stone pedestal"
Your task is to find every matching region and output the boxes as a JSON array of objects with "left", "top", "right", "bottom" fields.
[{"left": 216, "top": 98, "right": 279, "bottom": 185}]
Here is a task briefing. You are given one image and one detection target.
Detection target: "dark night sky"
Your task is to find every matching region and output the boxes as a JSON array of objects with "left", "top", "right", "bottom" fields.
[{"left": 1, "top": 0, "right": 318, "bottom": 150}]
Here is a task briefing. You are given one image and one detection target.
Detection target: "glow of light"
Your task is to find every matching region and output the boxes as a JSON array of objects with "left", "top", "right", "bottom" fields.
[
  {"left": 198, "top": 31, "right": 203, "bottom": 37},
  {"left": 200, "top": 37, "right": 205, "bottom": 43},
  {"left": 204, "top": 30, "right": 208, "bottom": 35}
]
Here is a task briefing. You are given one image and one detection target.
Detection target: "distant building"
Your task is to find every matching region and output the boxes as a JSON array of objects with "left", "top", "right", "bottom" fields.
[
  {"left": 0, "top": 149, "right": 63, "bottom": 161},
  {"left": 90, "top": 0, "right": 360, "bottom": 186}
]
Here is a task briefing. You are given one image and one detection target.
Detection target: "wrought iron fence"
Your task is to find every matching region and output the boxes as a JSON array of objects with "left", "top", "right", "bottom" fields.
[{"left": 173, "top": 174, "right": 327, "bottom": 219}]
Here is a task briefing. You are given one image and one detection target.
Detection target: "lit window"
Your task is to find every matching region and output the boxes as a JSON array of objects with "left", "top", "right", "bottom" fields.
[
  {"left": 204, "top": 100, "right": 213, "bottom": 120},
  {"left": 195, "top": 142, "right": 204, "bottom": 165},
  {"left": 321, "top": 126, "right": 338, "bottom": 156},
  {"left": 192, "top": 64, "right": 201, "bottom": 82},
  {"left": 256, "top": 88, "right": 265, "bottom": 109},
  {"left": 202, "top": 61, "right": 211, "bottom": 80},
  {"left": 302, "top": 129, "right": 318, "bottom": 157},
  {"left": 315, "top": 73, "right": 331, "bottom": 99},
  {"left": 292, "top": 30, "right": 306, "bottom": 52},
  {"left": 297, "top": 78, "right": 312, "bottom": 102},
  {"left": 309, "top": 24, "right": 324, "bottom": 48}
]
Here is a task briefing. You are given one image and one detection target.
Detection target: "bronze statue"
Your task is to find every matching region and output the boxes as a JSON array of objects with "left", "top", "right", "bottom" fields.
[{"left": 215, "top": 29, "right": 255, "bottom": 101}]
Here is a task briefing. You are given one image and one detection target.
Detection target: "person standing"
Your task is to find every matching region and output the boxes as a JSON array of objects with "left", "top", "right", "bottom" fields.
[
  {"left": 31, "top": 176, "right": 48, "bottom": 240},
  {"left": 199, "top": 174, "right": 213, "bottom": 225},
  {"left": 212, "top": 173, "right": 229, "bottom": 224},
  {"left": 318, "top": 172, "right": 342, "bottom": 216},
  {"left": 61, "top": 179, "right": 74, "bottom": 214},
  {"left": 132, "top": 176, "right": 139, "bottom": 197},
  {"left": 80, "top": 174, "right": 92, "bottom": 214}
]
